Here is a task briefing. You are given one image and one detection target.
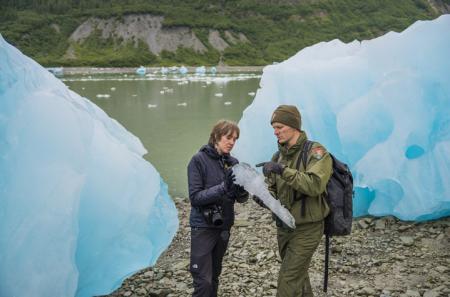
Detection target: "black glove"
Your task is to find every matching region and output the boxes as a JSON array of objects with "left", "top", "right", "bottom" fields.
[
  {"left": 255, "top": 161, "right": 285, "bottom": 176},
  {"left": 235, "top": 184, "right": 247, "bottom": 196},
  {"left": 223, "top": 169, "right": 236, "bottom": 192},
  {"left": 233, "top": 185, "right": 249, "bottom": 202},
  {"left": 252, "top": 195, "right": 267, "bottom": 209}
]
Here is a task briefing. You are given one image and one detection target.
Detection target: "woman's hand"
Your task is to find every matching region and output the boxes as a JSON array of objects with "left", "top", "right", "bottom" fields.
[{"left": 223, "top": 169, "right": 236, "bottom": 192}]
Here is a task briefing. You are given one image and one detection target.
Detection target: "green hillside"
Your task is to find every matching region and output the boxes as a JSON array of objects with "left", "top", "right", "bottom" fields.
[{"left": 0, "top": 0, "right": 445, "bottom": 66}]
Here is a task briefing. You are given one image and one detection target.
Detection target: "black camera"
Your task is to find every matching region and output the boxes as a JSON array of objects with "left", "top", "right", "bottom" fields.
[{"left": 202, "top": 205, "right": 224, "bottom": 226}]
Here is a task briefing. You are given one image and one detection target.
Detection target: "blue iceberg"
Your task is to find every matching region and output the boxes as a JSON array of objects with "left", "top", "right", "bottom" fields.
[
  {"left": 0, "top": 35, "right": 178, "bottom": 297},
  {"left": 234, "top": 15, "right": 450, "bottom": 222}
]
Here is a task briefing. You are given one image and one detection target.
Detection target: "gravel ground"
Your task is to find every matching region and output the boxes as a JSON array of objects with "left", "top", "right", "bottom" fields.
[{"left": 108, "top": 197, "right": 450, "bottom": 297}]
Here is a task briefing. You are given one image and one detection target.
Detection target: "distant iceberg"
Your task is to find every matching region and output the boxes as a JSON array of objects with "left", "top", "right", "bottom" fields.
[
  {"left": 179, "top": 65, "right": 188, "bottom": 74},
  {"left": 136, "top": 65, "right": 146, "bottom": 75},
  {"left": 0, "top": 35, "right": 178, "bottom": 297},
  {"left": 160, "top": 66, "right": 168, "bottom": 74},
  {"left": 46, "top": 66, "right": 64, "bottom": 76},
  {"left": 195, "top": 66, "right": 206, "bottom": 75},
  {"left": 234, "top": 15, "right": 450, "bottom": 221}
]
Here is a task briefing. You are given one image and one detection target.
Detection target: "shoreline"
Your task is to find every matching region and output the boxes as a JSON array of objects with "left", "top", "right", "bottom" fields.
[{"left": 60, "top": 66, "right": 265, "bottom": 75}]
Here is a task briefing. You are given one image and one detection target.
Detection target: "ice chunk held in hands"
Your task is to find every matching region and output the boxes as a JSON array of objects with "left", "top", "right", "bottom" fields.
[{"left": 232, "top": 163, "right": 296, "bottom": 229}]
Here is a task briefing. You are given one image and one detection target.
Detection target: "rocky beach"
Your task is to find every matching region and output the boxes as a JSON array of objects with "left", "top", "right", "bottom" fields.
[{"left": 108, "top": 198, "right": 449, "bottom": 297}]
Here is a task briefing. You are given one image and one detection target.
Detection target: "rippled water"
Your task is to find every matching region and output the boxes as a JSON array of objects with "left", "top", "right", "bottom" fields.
[{"left": 63, "top": 72, "right": 261, "bottom": 197}]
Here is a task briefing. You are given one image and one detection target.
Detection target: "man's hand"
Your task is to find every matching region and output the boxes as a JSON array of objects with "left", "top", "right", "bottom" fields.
[
  {"left": 255, "top": 161, "right": 285, "bottom": 176},
  {"left": 272, "top": 213, "right": 292, "bottom": 229}
]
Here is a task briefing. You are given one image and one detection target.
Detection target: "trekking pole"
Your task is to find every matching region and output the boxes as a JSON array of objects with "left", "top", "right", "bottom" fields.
[{"left": 323, "top": 233, "right": 330, "bottom": 292}]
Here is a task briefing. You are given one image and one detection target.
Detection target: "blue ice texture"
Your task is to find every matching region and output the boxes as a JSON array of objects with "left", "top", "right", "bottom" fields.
[
  {"left": 0, "top": 35, "right": 179, "bottom": 297},
  {"left": 234, "top": 15, "right": 450, "bottom": 222}
]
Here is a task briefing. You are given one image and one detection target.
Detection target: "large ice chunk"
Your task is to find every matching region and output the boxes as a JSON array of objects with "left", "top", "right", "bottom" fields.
[
  {"left": 0, "top": 35, "right": 178, "bottom": 297},
  {"left": 233, "top": 163, "right": 296, "bottom": 229},
  {"left": 234, "top": 15, "right": 450, "bottom": 222}
]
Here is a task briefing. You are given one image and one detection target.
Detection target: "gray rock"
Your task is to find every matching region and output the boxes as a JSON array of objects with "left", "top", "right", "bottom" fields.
[
  {"left": 405, "top": 289, "right": 421, "bottom": 297},
  {"left": 398, "top": 225, "right": 413, "bottom": 232},
  {"left": 360, "top": 286, "right": 377, "bottom": 295},
  {"left": 143, "top": 271, "right": 154, "bottom": 278},
  {"left": 423, "top": 290, "right": 440, "bottom": 297},
  {"left": 400, "top": 236, "right": 415, "bottom": 246},
  {"left": 172, "top": 259, "right": 189, "bottom": 271},
  {"left": 358, "top": 220, "right": 370, "bottom": 229},
  {"left": 375, "top": 219, "right": 386, "bottom": 230}
]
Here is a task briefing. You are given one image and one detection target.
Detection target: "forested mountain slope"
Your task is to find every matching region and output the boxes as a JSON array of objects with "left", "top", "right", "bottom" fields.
[{"left": 1, "top": 0, "right": 448, "bottom": 66}]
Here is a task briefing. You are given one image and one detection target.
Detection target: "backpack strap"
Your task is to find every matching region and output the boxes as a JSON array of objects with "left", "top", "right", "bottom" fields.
[
  {"left": 273, "top": 140, "right": 313, "bottom": 217},
  {"left": 301, "top": 140, "right": 314, "bottom": 170},
  {"left": 294, "top": 140, "right": 314, "bottom": 217}
]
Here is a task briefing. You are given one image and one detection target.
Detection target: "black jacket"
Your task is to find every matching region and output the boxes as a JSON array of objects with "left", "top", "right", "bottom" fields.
[{"left": 187, "top": 144, "right": 248, "bottom": 229}]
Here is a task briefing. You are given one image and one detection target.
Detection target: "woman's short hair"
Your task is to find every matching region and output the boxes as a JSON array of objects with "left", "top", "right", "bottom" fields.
[{"left": 208, "top": 120, "right": 240, "bottom": 146}]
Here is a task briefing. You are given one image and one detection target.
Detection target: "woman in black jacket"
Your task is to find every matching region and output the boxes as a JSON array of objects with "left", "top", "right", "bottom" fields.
[{"left": 187, "top": 119, "right": 248, "bottom": 297}]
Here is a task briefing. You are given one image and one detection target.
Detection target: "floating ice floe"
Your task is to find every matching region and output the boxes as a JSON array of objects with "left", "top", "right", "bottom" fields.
[
  {"left": 160, "top": 67, "right": 168, "bottom": 75},
  {"left": 195, "top": 66, "right": 206, "bottom": 75},
  {"left": 96, "top": 94, "right": 110, "bottom": 98},
  {"left": 46, "top": 67, "right": 64, "bottom": 77},
  {"left": 179, "top": 66, "right": 188, "bottom": 75},
  {"left": 147, "top": 104, "right": 157, "bottom": 108},
  {"left": 136, "top": 66, "right": 146, "bottom": 75},
  {"left": 62, "top": 73, "right": 261, "bottom": 83},
  {"left": 224, "top": 101, "right": 232, "bottom": 105},
  {"left": 214, "top": 93, "right": 223, "bottom": 97},
  {"left": 177, "top": 102, "right": 187, "bottom": 107}
]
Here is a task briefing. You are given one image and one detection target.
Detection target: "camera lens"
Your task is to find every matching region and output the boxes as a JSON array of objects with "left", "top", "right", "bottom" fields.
[{"left": 212, "top": 212, "right": 223, "bottom": 226}]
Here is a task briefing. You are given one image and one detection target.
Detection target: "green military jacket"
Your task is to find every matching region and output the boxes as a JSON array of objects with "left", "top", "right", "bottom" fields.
[{"left": 267, "top": 132, "right": 332, "bottom": 225}]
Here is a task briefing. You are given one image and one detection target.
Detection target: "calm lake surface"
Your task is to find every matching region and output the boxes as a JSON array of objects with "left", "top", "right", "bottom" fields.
[{"left": 63, "top": 72, "right": 261, "bottom": 197}]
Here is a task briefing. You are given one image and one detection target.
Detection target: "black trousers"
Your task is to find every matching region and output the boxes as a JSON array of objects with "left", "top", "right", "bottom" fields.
[{"left": 190, "top": 228, "right": 230, "bottom": 297}]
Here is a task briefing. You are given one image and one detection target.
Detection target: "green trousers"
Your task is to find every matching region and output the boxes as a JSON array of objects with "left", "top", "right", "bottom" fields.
[{"left": 276, "top": 220, "right": 323, "bottom": 297}]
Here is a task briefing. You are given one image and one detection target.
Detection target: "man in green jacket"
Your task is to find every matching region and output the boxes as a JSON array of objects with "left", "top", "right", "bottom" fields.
[{"left": 256, "top": 105, "right": 332, "bottom": 297}]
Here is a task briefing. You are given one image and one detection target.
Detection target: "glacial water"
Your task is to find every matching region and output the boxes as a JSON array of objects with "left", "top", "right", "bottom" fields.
[{"left": 63, "top": 72, "right": 261, "bottom": 197}]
